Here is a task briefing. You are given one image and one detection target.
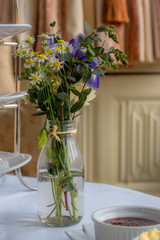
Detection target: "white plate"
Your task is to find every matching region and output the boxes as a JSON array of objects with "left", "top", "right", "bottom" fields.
[
  {"left": 0, "top": 91, "right": 27, "bottom": 104},
  {"left": 0, "top": 24, "right": 32, "bottom": 39},
  {"left": 0, "top": 151, "right": 32, "bottom": 175}
]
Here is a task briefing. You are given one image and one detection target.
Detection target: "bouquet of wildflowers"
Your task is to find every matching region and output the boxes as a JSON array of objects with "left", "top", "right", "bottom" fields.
[{"left": 15, "top": 21, "right": 128, "bottom": 226}]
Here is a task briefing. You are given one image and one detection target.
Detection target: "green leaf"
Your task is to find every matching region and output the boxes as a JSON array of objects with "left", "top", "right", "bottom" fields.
[
  {"left": 32, "top": 111, "right": 46, "bottom": 116},
  {"left": 85, "top": 21, "right": 91, "bottom": 35},
  {"left": 38, "top": 128, "right": 48, "bottom": 149},
  {"left": 107, "top": 25, "right": 115, "bottom": 29},
  {"left": 100, "top": 54, "right": 109, "bottom": 61},
  {"left": 94, "top": 69, "right": 104, "bottom": 76},
  {"left": 97, "top": 25, "right": 106, "bottom": 32},
  {"left": 63, "top": 53, "right": 71, "bottom": 62},
  {"left": 88, "top": 47, "right": 95, "bottom": 56},
  {"left": 90, "top": 36, "right": 102, "bottom": 42},
  {"left": 71, "top": 94, "right": 87, "bottom": 113},
  {"left": 71, "top": 171, "right": 84, "bottom": 177},
  {"left": 71, "top": 89, "right": 81, "bottom": 97},
  {"left": 82, "top": 69, "right": 91, "bottom": 82},
  {"left": 108, "top": 46, "right": 114, "bottom": 52},
  {"left": 72, "top": 72, "right": 83, "bottom": 83},
  {"left": 94, "top": 69, "right": 102, "bottom": 75},
  {"left": 60, "top": 176, "right": 77, "bottom": 193},
  {"left": 112, "top": 34, "right": 119, "bottom": 44},
  {"left": 86, "top": 50, "right": 94, "bottom": 61},
  {"left": 57, "top": 92, "right": 69, "bottom": 100},
  {"left": 69, "top": 99, "right": 75, "bottom": 109},
  {"left": 50, "top": 21, "right": 56, "bottom": 27},
  {"left": 94, "top": 46, "right": 104, "bottom": 54},
  {"left": 78, "top": 35, "right": 84, "bottom": 43},
  {"left": 18, "top": 75, "right": 29, "bottom": 81},
  {"left": 82, "top": 88, "right": 92, "bottom": 96},
  {"left": 66, "top": 76, "right": 76, "bottom": 82}
]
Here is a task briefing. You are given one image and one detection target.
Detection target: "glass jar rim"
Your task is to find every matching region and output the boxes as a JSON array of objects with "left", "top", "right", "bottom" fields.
[{"left": 46, "top": 119, "right": 76, "bottom": 132}]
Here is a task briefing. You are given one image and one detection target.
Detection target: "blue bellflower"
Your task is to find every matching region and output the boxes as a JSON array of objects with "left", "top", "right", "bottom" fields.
[{"left": 88, "top": 74, "right": 100, "bottom": 88}]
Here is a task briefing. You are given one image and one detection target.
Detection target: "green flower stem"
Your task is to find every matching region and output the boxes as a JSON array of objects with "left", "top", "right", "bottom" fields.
[
  {"left": 70, "top": 190, "right": 78, "bottom": 221},
  {"left": 46, "top": 206, "right": 56, "bottom": 219},
  {"left": 63, "top": 139, "right": 78, "bottom": 221},
  {"left": 51, "top": 178, "right": 61, "bottom": 223}
]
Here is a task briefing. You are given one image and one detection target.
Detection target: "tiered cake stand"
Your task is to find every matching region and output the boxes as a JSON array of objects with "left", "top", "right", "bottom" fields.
[{"left": 0, "top": 24, "right": 37, "bottom": 190}]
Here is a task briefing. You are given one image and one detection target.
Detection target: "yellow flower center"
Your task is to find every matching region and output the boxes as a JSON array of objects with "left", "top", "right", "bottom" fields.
[
  {"left": 82, "top": 49, "right": 87, "bottom": 52},
  {"left": 25, "top": 95, "right": 29, "bottom": 102},
  {"left": 55, "top": 47, "right": 61, "bottom": 52},
  {"left": 32, "top": 76, "right": 39, "bottom": 82},
  {"left": 26, "top": 36, "right": 32, "bottom": 41},
  {"left": 42, "top": 33, "right": 49, "bottom": 37},
  {"left": 54, "top": 61, "right": 61, "bottom": 67},
  {"left": 27, "top": 59, "right": 34, "bottom": 65},
  {"left": 46, "top": 48, "right": 52, "bottom": 54},
  {"left": 29, "top": 51, "right": 35, "bottom": 56},
  {"left": 22, "top": 49, "right": 27, "bottom": 53},
  {"left": 38, "top": 54, "right": 46, "bottom": 59},
  {"left": 57, "top": 39, "right": 65, "bottom": 43},
  {"left": 61, "top": 46, "right": 65, "bottom": 50}
]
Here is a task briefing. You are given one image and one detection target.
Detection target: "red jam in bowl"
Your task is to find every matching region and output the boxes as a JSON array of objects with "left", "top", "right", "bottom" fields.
[{"left": 103, "top": 217, "right": 159, "bottom": 226}]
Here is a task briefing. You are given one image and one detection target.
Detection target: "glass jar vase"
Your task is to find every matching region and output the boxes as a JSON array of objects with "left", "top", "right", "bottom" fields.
[{"left": 37, "top": 120, "right": 84, "bottom": 227}]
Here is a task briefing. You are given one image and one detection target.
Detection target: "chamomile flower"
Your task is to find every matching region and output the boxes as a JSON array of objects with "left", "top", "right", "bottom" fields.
[
  {"left": 41, "top": 33, "right": 51, "bottom": 40},
  {"left": 16, "top": 41, "right": 29, "bottom": 57},
  {"left": 50, "top": 59, "right": 64, "bottom": 71},
  {"left": 28, "top": 51, "right": 37, "bottom": 58},
  {"left": 52, "top": 43, "right": 65, "bottom": 54},
  {"left": 37, "top": 54, "right": 46, "bottom": 62},
  {"left": 63, "top": 42, "right": 74, "bottom": 53},
  {"left": 25, "top": 35, "right": 35, "bottom": 44},
  {"left": 29, "top": 72, "right": 42, "bottom": 85},
  {"left": 24, "top": 58, "right": 35, "bottom": 68},
  {"left": 24, "top": 94, "right": 29, "bottom": 104},
  {"left": 44, "top": 47, "right": 55, "bottom": 58}
]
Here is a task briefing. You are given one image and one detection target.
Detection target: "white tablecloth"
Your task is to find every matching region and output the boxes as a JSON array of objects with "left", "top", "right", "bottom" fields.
[{"left": 0, "top": 174, "right": 160, "bottom": 240}]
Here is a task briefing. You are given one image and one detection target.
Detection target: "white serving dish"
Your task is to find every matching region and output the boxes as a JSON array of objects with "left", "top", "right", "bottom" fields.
[
  {"left": 0, "top": 151, "right": 32, "bottom": 175},
  {"left": 92, "top": 206, "right": 160, "bottom": 240},
  {"left": 0, "top": 24, "right": 31, "bottom": 39},
  {"left": 0, "top": 91, "right": 27, "bottom": 104}
]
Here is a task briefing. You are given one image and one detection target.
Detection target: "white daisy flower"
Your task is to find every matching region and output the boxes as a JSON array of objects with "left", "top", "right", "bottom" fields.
[
  {"left": 29, "top": 72, "right": 43, "bottom": 85},
  {"left": 25, "top": 35, "right": 35, "bottom": 44},
  {"left": 28, "top": 51, "right": 37, "bottom": 58},
  {"left": 50, "top": 59, "right": 64, "bottom": 71},
  {"left": 24, "top": 59, "right": 35, "bottom": 68},
  {"left": 63, "top": 42, "right": 74, "bottom": 53},
  {"left": 52, "top": 43, "right": 66, "bottom": 54},
  {"left": 37, "top": 54, "right": 46, "bottom": 62},
  {"left": 24, "top": 94, "right": 29, "bottom": 104},
  {"left": 38, "top": 33, "right": 51, "bottom": 40}
]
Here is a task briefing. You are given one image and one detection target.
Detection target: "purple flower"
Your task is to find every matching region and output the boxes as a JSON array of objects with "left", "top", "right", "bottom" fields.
[
  {"left": 69, "top": 33, "right": 85, "bottom": 47},
  {"left": 88, "top": 74, "right": 100, "bottom": 88},
  {"left": 48, "top": 37, "right": 54, "bottom": 47}
]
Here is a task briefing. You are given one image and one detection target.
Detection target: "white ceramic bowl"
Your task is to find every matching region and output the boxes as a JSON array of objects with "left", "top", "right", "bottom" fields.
[{"left": 91, "top": 206, "right": 160, "bottom": 240}]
